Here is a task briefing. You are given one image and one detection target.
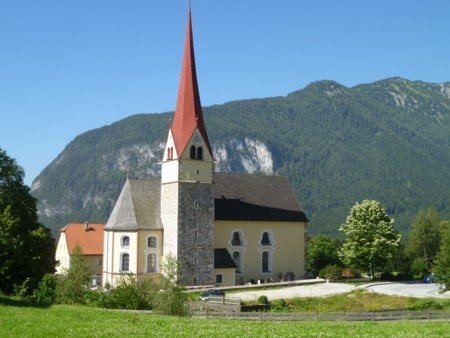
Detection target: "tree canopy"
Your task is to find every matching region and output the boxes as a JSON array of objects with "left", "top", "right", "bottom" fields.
[
  {"left": 405, "top": 208, "right": 442, "bottom": 262},
  {"left": 0, "top": 148, "right": 55, "bottom": 294},
  {"left": 434, "top": 226, "right": 450, "bottom": 290},
  {"left": 339, "top": 200, "right": 401, "bottom": 276},
  {"left": 307, "top": 234, "right": 341, "bottom": 275}
]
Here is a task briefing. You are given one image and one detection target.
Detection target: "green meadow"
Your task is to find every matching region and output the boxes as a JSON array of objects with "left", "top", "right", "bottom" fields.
[{"left": 1, "top": 303, "right": 449, "bottom": 338}]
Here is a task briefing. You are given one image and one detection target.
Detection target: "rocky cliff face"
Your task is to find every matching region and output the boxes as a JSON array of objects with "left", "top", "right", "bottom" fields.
[{"left": 32, "top": 135, "right": 275, "bottom": 236}]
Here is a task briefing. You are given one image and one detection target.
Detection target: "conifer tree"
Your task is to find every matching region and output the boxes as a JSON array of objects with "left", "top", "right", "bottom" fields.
[{"left": 56, "top": 243, "right": 91, "bottom": 304}]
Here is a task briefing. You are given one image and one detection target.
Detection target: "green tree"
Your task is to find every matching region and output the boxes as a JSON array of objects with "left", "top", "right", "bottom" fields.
[
  {"left": 307, "top": 234, "right": 341, "bottom": 275},
  {"left": 154, "top": 254, "right": 188, "bottom": 316},
  {"left": 405, "top": 208, "right": 441, "bottom": 262},
  {"left": 55, "top": 243, "right": 90, "bottom": 304},
  {"left": 0, "top": 148, "right": 55, "bottom": 294},
  {"left": 434, "top": 227, "right": 450, "bottom": 290},
  {"left": 339, "top": 200, "right": 401, "bottom": 278}
]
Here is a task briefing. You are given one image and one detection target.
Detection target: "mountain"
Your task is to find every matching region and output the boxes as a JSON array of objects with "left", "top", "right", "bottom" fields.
[{"left": 31, "top": 78, "right": 450, "bottom": 237}]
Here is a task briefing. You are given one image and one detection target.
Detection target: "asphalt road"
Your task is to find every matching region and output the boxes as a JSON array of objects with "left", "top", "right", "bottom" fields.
[
  {"left": 231, "top": 282, "right": 449, "bottom": 301},
  {"left": 364, "top": 282, "right": 448, "bottom": 299}
]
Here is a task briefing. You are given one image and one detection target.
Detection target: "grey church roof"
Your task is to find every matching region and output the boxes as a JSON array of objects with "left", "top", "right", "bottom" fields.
[
  {"left": 105, "top": 178, "right": 162, "bottom": 231},
  {"left": 214, "top": 248, "right": 236, "bottom": 269},
  {"left": 106, "top": 173, "right": 308, "bottom": 231},
  {"left": 214, "top": 173, "right": 309, "bottom": 222}
]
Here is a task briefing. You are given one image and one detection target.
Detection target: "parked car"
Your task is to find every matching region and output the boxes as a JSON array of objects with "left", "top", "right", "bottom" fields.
[
  {"left": 423, "top": 273, "right": 436, "bottom": 283},
  {"left": 199, "top": 289, "right": 225, "bottom": 301}
]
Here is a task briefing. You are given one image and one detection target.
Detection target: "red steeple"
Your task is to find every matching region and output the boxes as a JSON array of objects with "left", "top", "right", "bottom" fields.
[{"left": 170, "top": 7, "right": 213, "bottom": 158}]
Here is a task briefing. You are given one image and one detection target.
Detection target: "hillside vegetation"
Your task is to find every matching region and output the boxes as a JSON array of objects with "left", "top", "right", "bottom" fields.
[{"left": 30, "top": 78, "right": 450, "bottom": 236}]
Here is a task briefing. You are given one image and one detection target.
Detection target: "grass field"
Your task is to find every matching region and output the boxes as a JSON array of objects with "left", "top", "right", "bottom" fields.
[{"left": 1, "top": 303, "right": 449, "bottom": 337}]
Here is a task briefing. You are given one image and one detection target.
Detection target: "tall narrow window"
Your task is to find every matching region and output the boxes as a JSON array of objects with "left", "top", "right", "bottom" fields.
[
  {"left": 190, "top": 145, "right": 196, "bottom": 159},
  {"left": 121, "top": 236, "right": 130, "bottom": 248},
  {"left": 233, "top": 251, "right": 241, "bottom": 273},
  {"left": 121, "top": 253, "right": 130, "bottom": 272},
  {"left": 196, "top": 146, "right": 203, "bottom": 160},
  {"left": 231, "top": 232, "right": 242, "bottom": 246},
  {"left": 147, "top": 236, "right": 157, "bottom": 248},
  {"left": 147, "top": 253, "right": 157, "bottom": 273},
  {"left": 262, "top": 251, "right": 271, "bottom": 273}
]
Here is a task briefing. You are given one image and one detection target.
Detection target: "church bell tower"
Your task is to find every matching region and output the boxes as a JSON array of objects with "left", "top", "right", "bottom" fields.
[{"left": 160, "top": 8, "right": 215, "bottom": 285}]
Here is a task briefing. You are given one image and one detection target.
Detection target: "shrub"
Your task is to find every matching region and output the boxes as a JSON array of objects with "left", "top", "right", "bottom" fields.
[
  {"left": 271, "top": 299, "right": 288, "bottom": 311},
  {"left": 107, "top": 275, "right": 155, "bottom": 310},
  {"left": 407, "top": 298, "right": 444, "bottom": 311},
  {"left": 258, "top": 295, "right": 269, "bottom": 305},
  {"left": 83, "top": 290, "right": 111, "bottom": 308},
  {"left": 411, "top": 257, "right": 429, "bottom": 279},
  {"left": 319, "top": 265, "right": 342, "bottom": 280},
  {"left": 32, "top": 274, "right": 57, "bottom": 304}
]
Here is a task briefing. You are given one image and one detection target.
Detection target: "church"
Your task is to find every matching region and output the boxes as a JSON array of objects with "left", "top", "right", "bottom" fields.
[{"left": 102, "top": 9, "right": 308, "bottom": 287}]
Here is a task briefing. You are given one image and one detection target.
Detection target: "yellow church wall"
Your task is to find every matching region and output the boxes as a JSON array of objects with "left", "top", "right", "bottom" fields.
[
  {"left": 214, "top": 268, "right": 235, "bottom": 286},
  {"left": 136, "top": 230, "right": 164, "bottom": 275},
  {"left": 214, "top": 220, "right": 306, "bottom": 284}
]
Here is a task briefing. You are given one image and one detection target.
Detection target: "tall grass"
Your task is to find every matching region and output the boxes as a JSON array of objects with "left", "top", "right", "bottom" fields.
[{"left": 269, "top": 289, "right": 450, "bottom": 312}]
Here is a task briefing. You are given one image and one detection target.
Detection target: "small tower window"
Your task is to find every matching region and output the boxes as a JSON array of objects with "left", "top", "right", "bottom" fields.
[
  {"left": 190, "top": 145, "right": 196, "bottom": 159},
  {"left": 196, "top": 146, "right": 203, "bottom": 160},
  {"left": 121, "top": 236, "right": 130, "bottom": 248},
  {"left": 147, "top": 236, "right": 157, "bottom": 248}
]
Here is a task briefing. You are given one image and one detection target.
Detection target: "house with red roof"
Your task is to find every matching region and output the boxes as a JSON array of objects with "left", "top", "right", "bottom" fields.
[{"left": 55, "top": 222, "right": 104, "bottom": 286}]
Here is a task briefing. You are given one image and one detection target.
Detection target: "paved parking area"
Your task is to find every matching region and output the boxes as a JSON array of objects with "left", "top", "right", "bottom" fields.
[
  {"left": 230, "top": 282, "right": 450, "bottom": 301},
  {"left": 231, "top": 282, "right": 354, "bottom": 301}
]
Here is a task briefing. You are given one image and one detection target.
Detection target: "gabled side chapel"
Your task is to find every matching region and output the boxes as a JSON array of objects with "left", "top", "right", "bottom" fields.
[{"left": 102, "top": 9, "right": 308, "bottom": 287}]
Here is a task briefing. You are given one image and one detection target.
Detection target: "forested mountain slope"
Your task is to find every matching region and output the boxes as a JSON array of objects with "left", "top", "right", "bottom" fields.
[{"left": 31, "top": 78, "right": 450, "bottom": 236}]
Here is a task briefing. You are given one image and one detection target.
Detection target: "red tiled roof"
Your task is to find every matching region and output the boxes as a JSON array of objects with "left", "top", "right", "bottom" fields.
[
  {"left": 60, "top": 223, "right": 104, "bottom": 255},
  {"left": 170, "top": 8, "right": 213, "bottom": 158}
]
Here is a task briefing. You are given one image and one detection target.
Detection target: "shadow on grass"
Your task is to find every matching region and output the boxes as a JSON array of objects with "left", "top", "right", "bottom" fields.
[{"left": 0, "top": 295, "right": 51, "bottom": 308}]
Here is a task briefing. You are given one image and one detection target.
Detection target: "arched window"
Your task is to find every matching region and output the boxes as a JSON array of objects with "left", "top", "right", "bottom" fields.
[
  {"left": 190, "top": 145, "right": 196, "bottom": 159},
  {"left": 233, "top": 251, "right": 242, "bottom": 273},
  {"left": 260, "top": 232, "right": 272, "bottom": 245},
  {"left": 147, "top": 236, "right": 157, "bottom": 248},
  {"left": 121, "top": 253, "right": 130, "bottom": 272},
  {"left": 147, "top": 253, "right": 157, "bottom": 273},
  {"left": 196, "top": 146, "right": 203, "bottom": 160},
  {"left": 121, "top": 236, "right": 130, "bottom": 248},
  {"left": 262, "top": 251, "right": 271, "bottom": 273},
  {"left": 167, "top": 148, "right": 171, "bottom": 160},
  {"left": 231, "top": 232, "right": 242, "bottom": 246}
]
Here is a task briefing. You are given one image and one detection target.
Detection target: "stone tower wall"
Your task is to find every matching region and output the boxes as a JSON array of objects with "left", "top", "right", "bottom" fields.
[{"left": 177, "top": 181, "right": 215, "bottom": 285}]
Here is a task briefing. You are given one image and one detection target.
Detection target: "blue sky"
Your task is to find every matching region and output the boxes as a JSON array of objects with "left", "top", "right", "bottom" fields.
[{"left": 1, "top": 1, "right": 450, "bottom": 186}]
